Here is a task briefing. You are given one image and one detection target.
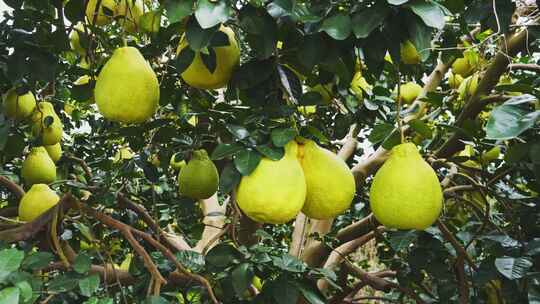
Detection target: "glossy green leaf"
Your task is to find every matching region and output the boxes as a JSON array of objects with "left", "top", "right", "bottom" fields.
[
  {"left": 320, "top": 14, "right": 352, "bottom": 40},
  {"left": 486, "top": 94, "right": 539, "bottom": 140},
  {"left": 409, "top": 0, "right": 446, "bottom": 29},
  {"left": 234, "top": 149, "right": 262, "bottom": 176}
]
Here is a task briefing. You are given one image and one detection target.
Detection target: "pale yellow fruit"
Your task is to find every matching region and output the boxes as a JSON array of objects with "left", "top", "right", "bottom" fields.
[
  {"left": 140, "top": 10, "right": 161, "bottom": 33},
  {"left": 21, "top": 147, "right": 57, "bottom": 186},
  {"left": 399, "top": 82, "right": 422, "bottom": 104},
  {"left": 85, "top": 0, "right": 116, "bottom": 25},
  {"left": 297, "top": 105, "right": 317, "bottom": 116},
  {"left": 400, "top": 40, "right": 420, "bottom": 65},
  {"left": 95, "top": 47, "right": 159, "bottom": 123},
  {"left": 448, "top": 71, "right": 463, "bottom": 89},
  {"left": 458, "top": 73, "right": 479, "bottom": 100},
  {"left": 298, "top": 140, "right": 355, "bottom": 219},
  {"left": 310, "top": 83, "right": 333, "bottom": 104},
  {"left": 237, "top": 141, "right": 306, "bottom": 224},
  {"left": 2, "top": 88, "right": 36, "bottom": 120},
  {"left": 69, "top": 22, "right": 86, "bottom": 55},
  {"left": 115, "top": 0, "right": 144, "bottom": 33},
  {"left": 31, "top": 102, "right": 63, "bottom": 145},
  {"left": 452, "top": 57, "right": 474, "bottom": 77},
  {"left": 350, "top": 71, "right": 372, "bottom": 100},
  {"left": 44, "top": 143, "right": 62, "bottom": 163},
  {"left": 177, "top": 26, "right": 240, "bottom": 89},
  {"left": 113, "top": 147, "right": 134, "bottom": 163},
  {"left": 169, "top": 153, "right": 186, "bottom": 170},
  {"left": 18, "top": 184, "right": 60, "bottom": 222},
  {"left": 178, "top": 150, "right": 219, "bottom": 199},
  {"left": 370, "top": 143, "right": 442, "bottom": 229}
]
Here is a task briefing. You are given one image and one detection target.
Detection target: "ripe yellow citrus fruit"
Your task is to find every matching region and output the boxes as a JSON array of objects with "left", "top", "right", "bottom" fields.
[
  {"left": 19, "top": 184, "right": 60, "bottom": 222},
  {"left": 85, "top": 0, "right": 116, "bottom": 25},
  {"left": 44, "top": 143, "right": 62, "bottom": 163},
  {"left": 400, "top": 40, "right": 421, "bottom": 65},
  {"left": 399, "top": 82, "right": 423, "bottom": 104},
  {"left": 22, "top": 147, "right": 57, "bottom": 186},
  {"left": 31, "top": 102, "right": 63, "bottom": 145},
  {"left": 2, "top": 88, "right": 36, "bottom": 120}
]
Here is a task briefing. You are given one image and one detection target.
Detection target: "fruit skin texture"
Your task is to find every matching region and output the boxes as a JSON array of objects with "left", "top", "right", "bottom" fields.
[
  {"left": 44, "top": 143, "right": 62, "bottom": 163},
  {"left": 448, "top": 71, "right": 464, "bottom": 89},
  {"left": 19, "top": 184, "right": 60, "bottom": 222},
  {"left": 370, "top": 143, "right": 442, "bottom": 230},
  {"left": 177, "top": 26, "right": 240, "bottom": 89},
  {"left": 69, "top": 22, "right": 86, "bottom": 55},
  {"left": 31, "top": 102, "right": 63, "bottom": 145},
  {"left": 452, "top": 57, "right": 474, "bottom": 77},
  {"left": 22, "top": 147, "right": 57, "bottom": 186},
  {"left": 95, "top": 47, "right": 159, "bottom": 123},
  {"left": 458, "top": 73, "right": 479, "bottom": 101},
  {"left": 178, "top": 150, "right": 219, "bottom": 200},
  {"left": 399, "top": 82, "right": 422, "bottom": 104},
  {"left": 237, "top": 141, "right": 307, "bottom": 224},
  {"left": 350, "top": 71, "right": 372, "bottom": 100},
  {"left": 400, "top": 40, "right": 421, "bottom": 65},
  {"left": 85, "top": 0, "right": 116, "bottom": 25},
  {"left": 299, "top": 140, "right": 355, "bottom": 219},
  {"left": 2, "top": 88, "right": 36, "bottom": 120}
]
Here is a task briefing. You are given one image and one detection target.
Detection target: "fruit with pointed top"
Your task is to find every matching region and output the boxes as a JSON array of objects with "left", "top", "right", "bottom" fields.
[
  {"left": 448, "top": 71, "right": 463, "bottom": 89},
  {"left": 399, "top": 82, "right": 422, "bottom": 104},
  {"left": 22, "top": 147, "right": 57, "bottom": 185},
  {"left": 298, "top": 140, "right": 355, "bottom": 219},
  {"left": 69, "top": 22, "right": 87, "bottom": 55},
  {"left": 370, "top": 143, "right": 442, "bottom": 229},
  {"left": 237, "top": 141, "right": 306, "bottom": 224},
  {"left": 178, "top": 150, "right": 219, "bottom": 199},
  {"left": 452, "top": 57, "right": 474, "bottom": 77},
  {"left": 400, "top": 40, "right": 420, "bottom": 65},
  {"left": 95, "top": 47, "right": 159, "bottom": 123},
  {"left": 177, "top": 26, "right": 240, "bottom": 89},
  {"left": 458, "top": 73, "right": 479, "bottom": 100},
  {"left": 85, "top": 0, "right": 116, "bottom": 25},
  {"left": 31, "top": 102, "right": 63, "bottom": 145},
  {"left": 45, "top": 143, "right": 62, "bottom": 163},
  {"left": 2, "top": 88, "right": 36, "bottom": 120},
  {"left": 19, "top": 184, "right": 60, "bottom": 222}
]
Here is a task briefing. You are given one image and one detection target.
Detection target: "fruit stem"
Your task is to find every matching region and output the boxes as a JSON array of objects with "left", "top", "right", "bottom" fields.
[{"left": 395, "top": 70, "right": 405, "bottom": 144}]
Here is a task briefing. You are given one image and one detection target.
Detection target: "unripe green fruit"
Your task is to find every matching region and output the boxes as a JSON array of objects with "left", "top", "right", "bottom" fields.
[
  {"left": 2, "top": 88, "right": 36, "bottom": 120},
  {"left": 22, "top": 147, "right": 57, "bottom": 185},
  {"left": 399, "top": 82, "right": 423, "bottom": 104},
  {"left": 19, "top": 184, "right": 59, "bottom": 222},
  {"left": 178, "top": 150, "right": 219, "bottom": 199},
  {"left": 400, "top": 40, "right": 421, "bottom": 65}
]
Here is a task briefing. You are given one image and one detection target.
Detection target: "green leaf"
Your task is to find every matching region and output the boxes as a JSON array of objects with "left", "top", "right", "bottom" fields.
[
  {"left": 256, "top": 144, "right": 284, "bottom": 161},
  {"left": 271, "top": 128, "right": 297, "bottom": 147},
  {"left": 176, "top": 251, "right": 205, "bottom": 273},
  {"left": 22, "top": 252, "right": 54, "bottom": 271},
  {"left": 271, "top": 254, "right": 306, "bottom": 272},
  {"left": 79, "top": 274, "right": 100, "bottom": 297},
  {"left": 388, "top": 230, "right": 418, "bottom": 251},
  {"left": 0, "top": 248, "right": 24, "bottom": 284},
  {"left": 143, "top": 296, "right": 169, "bottom": 304},
  {"left": 164, "top": 0, "right": 194, "bottom": 24},
  {"left": 211, "top": 143, "right": 244, "bottom": 160},
  {"left": 485, "top": 94, "right": 540, "bottom": 140},
  {"left": 48, "top": 274, "right": 79, "bottom": 292},
  {"left": 368, "top": 123, "right": 394, "bottom": 144},
  {"left": 320, "top": 14, "right": 352, "bottom": 40},
  {"left": 352, "top": 4, "right": 389, "bottom": 38},
  {"left": 225, "top": 124, "right": 250, "bottom": 140},
  {"left": 409, "top": 119, "right": 433, "bottom": 138},
  {"left": 408, "top": 0, "right": 445, "bottom": 29},
  {"left": 297, "top": 34, "right": 326, "bottom": 70},
  {"left": 65, "top": 0, "right": 85, "bottom": 23},
  {"left": 0, "top": 287, "right": 19, "bottom": 304},
  {"left": 186, "top": 18, "right": 219, "bottom": 51},
  {"left": 200, "top": 48, "right": 217, "bottom": 73},
  {"left": 219, "top": 163, "right": 241, "bottom": 193},
  {"left": 14, "top": 280, "right": 32, "bottom": 302},
  {"left": 387, "top": 0, "right": 409, "bottom": 4},
  {"left": 174, "top": 47, "right": 195, "bottom": 74},
  {"left": 195, "top": 0, "right": 230, "bottom": 29},
  {"left": 74, "top": 253, "right": 92, "bottom": 274},
  {"left": 299, "top": 91, "right": 323, "bottom": 105},
  {"left": 0, "top": 123, "right": 9, "bottom": 151},
  {"left": 206, "top": 244, "right": 239, "bottom": 268},
  {"left": 232, "top": 263, "right": 254, "bottom": 297},
  {"left": 231, "top": 59, "right": 275, "bottom": 89},
  {"left": 234, "top": 149, "right": 262, "bottom": 176},
  {"left": 409, "top": 16, "right": 433, "bottom": 61},
  {"left": 278, "top": 65, "right": 303, "bottom": 101},
  {"left": 270, "top": 277, "right": 300, "bottom": 304},
  {"left": 297, "top": 283, "right": 326, "bottom": 304},
  {"left": 495, "top": 256, "right": 532, "bottom": 280}
]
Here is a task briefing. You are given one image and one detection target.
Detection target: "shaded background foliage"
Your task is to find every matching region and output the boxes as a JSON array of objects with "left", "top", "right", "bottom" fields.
[{"left": 0, "top": 0, "right": 539, "bottom": 303}]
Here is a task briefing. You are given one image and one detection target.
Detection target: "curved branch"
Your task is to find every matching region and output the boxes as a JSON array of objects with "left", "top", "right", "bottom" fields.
[
  {"left": 194, "top": 194, "right": 228, "bottom": 253},
  {"left": 508, "top": 63, "right": 540, "bottom": 72},
  {"left": 0, "top": 176, "right": 25, "bottom": 199}
]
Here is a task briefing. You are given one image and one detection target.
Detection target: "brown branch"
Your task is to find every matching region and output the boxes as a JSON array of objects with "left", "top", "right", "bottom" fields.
[
  {"left": 508, "top": 63, "right": 540, "bottom": 72},
  {"left": 289, "top": 212, "right": 308, "bottom": 257},
  {"left": 443, "top": 185, "right": 477, "bottom": 196},
  {"left": 0, "top": 175, "right": 25, "bottom": 199},
  {"left": 436, "top": 220, "right": 477, "bottom": 270},
  {"left": 455, "top": 256, "right": 469, "bottom": 304},
  {"left": 329, "top": 269, "right": 398, "bottom": 304},
  {"left": 194, "top": 194, "right": 228, "bottom": 253},
  {"left": 64, "top": 155, "right": 93, "bottom": 182},
  {"left": 47, "top": 261, "right": 137, "bottom": 285}
]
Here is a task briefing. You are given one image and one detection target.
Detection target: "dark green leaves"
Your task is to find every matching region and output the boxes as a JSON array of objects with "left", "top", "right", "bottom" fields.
[
  {"left": 195, "top": 0, "right": 230, "bottom": 29},
  {"left": 0, "top": 287, "right": 19, "bottom": 304},
  {"left": 271, "top": 128, "right": 297, "bottom": 147},
  {"left": 174, "top": 47, "right": 195, "bottom": 74},
  {"left": 231, "top": 263, "right": 254, "bottom": 296},
  {"left": 74, "top": 253, "right": 92, "bottom": 274},
  {"left": 206, "top": 244, "right": 239, "bottom": 268},
  {"left": 219, "top": 163, "right": 241, "bottom": 193},
  {"left": 388, "top": 230, "right": 419, "bottom": 251},
  {"left": 64, "top": 0, "right": 85, "bottom": 23},
  {"left": 79, "top": 274, "right": 100, "bottom": 297},
  {"left": 320, "top": 14, "right": 352, "bottom": 40},
  {"left": 186, "top": 19, "right": 219, "bottom": 51},
  {"left": 352, "top": 4, "right": 389, "bottom": 38},
  {"left": 211, "top": 143, "right": 244, "bottom": 160},
  {"left": 0, "top": 249, "right": 24, "bottom": 284},
  {"left": 234, "top": 149, "right": 262, "bottom": 176},
  {"left": 408, "top": 0, "right": 446, "bottom": 29},
  {"left": 164, "top": 0, "right": 194, "bottom": 24},
  {"left": 485, "top": 94, "right": 539, "bottom": 140},
  {"left": 495, "top": 256, "right": 533, "bottom": 280},
  {"left": 22, "top": 252, "right": 54, "bottom": 271}
]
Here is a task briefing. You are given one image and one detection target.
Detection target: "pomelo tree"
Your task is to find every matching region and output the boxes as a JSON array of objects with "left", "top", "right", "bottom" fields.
[{"left": 0, "top": 0, "right": 540, "bottom": 303}]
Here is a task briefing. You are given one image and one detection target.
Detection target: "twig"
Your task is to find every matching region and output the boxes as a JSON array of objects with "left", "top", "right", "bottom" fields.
[
  {"left": 0, "top": 175, "right": 25, "bottom": 199},
  {"left": 64, "top": 155, "right": 93, "bottom": 183},
  {"left": 436, "top": 220, "right": 477, "bottom": 270},
  {"left": 508, "top": 63, "right": 540, "bottom": 72}
]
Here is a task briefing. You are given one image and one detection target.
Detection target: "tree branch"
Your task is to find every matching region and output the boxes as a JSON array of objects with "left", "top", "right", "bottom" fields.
[
  {"left": 436, "top": 220, "right": 477, "bottom": 270},
  {"left": 194, "top": 194, "right": 228, "bottom": 253},
  {"left": 508, "top": 63, "right": 540, "bottom": 72},
  {"left": 0, "top": 175, "right": 25, "bottom": 199}
]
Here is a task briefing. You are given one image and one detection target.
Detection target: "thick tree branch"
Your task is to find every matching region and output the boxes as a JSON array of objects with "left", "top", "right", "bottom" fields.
[
  {"left": 194, "top": 194, "right": 228, "bottom": 253},
  {"left": 0, "top": 175, "right": 25, "bottom": 199},
  {"left": 508, "top": 63, "right": 540, "bottom": 72},
  {"left": 436, "top": 220, "right": 477, "bottom": 270}
]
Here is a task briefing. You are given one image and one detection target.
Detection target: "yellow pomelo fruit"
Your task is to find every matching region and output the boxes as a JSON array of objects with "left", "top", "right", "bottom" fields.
[
  {"left": 95, "top": 47, "right": 159, "bottom": 123},
  {"left": 85, "top": 0, "right": 116, "bottom": 25},
  {"left": 115, "top": 0, "right": 144, "bottom": 33},
  {"left": 370, "top": 143, "right": 442, "bottom": 229},
  {"left": 297, "top": 105, "right": 317, "bottom": 116},
  {"left": 22, "top": 147, "right": 57, "bottom": 186},
  {"left": 177, "top": 26, "right": 240, "bottom": 89},
  {"left": 2, "top": 88, "right": 36, "bottom": 120},
  {"left": 31, "top": 102, "right": 63, "bottom": 145},
  {"left": 170, "top": 153, "right": 186, "bottom": 170},
  {"left": 400, "top": 40, "right": 420, "bottom": 65},
  {"left": 480, "top": 146, "right": 501, "bottom": 163},
  {"left": 18, "top": 184, "right": 60, "bottom": 222},
  {"left": 310, "top": 83, "right": 333, "bottom": 104},
  {"left": 113, "top": 147, "right": 134, "bottom": 163},
  {"left": 69, "top": 22, "right": 86, "bottom": 55},
  {"left": 237, "top": 141, "right": 306, "bottom": 224},
  {"left": 452, "top": 57, "right": 474, "bottom": 77},
  {"left": 457, "top": 145, "right": 481, "bottom": 169},
  {"left": 44, "top": 143, "right": 62, "bottom": 163},
  {"left": 140, "top": 10, "right": 161, "bottom": 33},
  {"left": 448, "top": 71, "right": 463, "bottom": 89},
  {"left": 458, "top": 73, "right": 479, "bottom": 100},
  {"left": 178, "top": 150, "right": 219, "bottom": 199},
  {"left": 399, "top": 82, "right": 422, "bottom": 104},
  {"left": 350, "top": 71, "right": 372, "bottom": 100},
  {"left": 298, "top": 140, "right": 355, "bottom": 219}
]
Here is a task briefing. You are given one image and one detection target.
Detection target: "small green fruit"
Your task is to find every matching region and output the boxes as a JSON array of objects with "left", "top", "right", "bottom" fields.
[
  {"left": 170, "top": 153, "right": 187, "bottom": 171},
  {"left": 481, "top": 146, "right": 501, "bottom": 163},
  {"left": 44, "top": 143, "right": 62, "bottom": 163},
  {"left": 448, "top": 71, "right": 464, "bottom": 89},
  {"left": 399, "top": 82, "right": 423, "bottom": 104},
  {"left": 18, "top": 184, "right": 60, "bottom": 222},
  {"left": 178, "top": 150, "right": 219, "bottom": 199},
  {"left": 31, "top": 102, "right": 63, "bottom": 145},
  {"left": 400, "top": 40, "right": 421, "bottom": 65},
  {"left": 22, "top": 147, "right": 57, "bottom": 186},
  {"left": 69, "top": 22, "right": 86, "bottom": 55},
  {"left": 2, "top": 88, "right": 36, "bottom": 120},
  {"left": 370, "top": 143, "right": 442, "bottom": 230},
  {"left": 452, "top": 57, "right": 474, "bottom": 77}
]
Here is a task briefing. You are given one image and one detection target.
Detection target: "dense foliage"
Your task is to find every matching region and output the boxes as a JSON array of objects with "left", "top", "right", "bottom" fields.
[{"left": 0, "top": 0, "right": 540, "bottom": 303}]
